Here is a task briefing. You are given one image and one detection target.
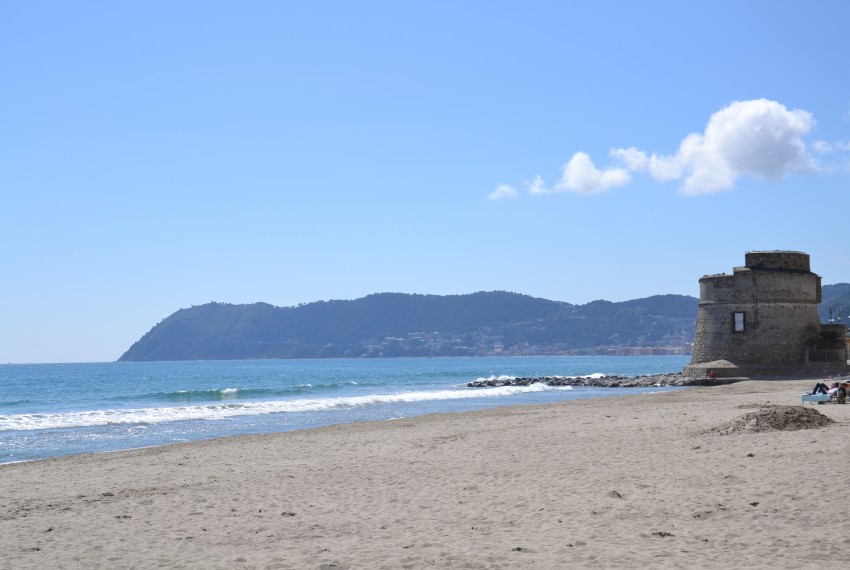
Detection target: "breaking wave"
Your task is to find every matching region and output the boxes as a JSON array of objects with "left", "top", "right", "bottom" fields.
[{"left": 0, "top": 384, "right": 573, "bottom": 431}]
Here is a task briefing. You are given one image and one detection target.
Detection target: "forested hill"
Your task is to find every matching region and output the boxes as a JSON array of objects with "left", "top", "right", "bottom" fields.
[
  {"left": 118, "top": 292, "right": 698, "bottom": 361},
  {"left": 820, "top": 283, "right": 850, "bottom": 323}
]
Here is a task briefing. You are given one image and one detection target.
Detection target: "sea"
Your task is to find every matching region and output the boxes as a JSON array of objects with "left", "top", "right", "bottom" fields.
[{"left": 0, "top": 355, "right": 689, "bottom": 464}]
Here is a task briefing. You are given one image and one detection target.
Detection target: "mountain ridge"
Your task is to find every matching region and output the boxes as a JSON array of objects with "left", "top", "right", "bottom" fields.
[{"left": 119, "top": 291, "right": 697, "bottom": 361}]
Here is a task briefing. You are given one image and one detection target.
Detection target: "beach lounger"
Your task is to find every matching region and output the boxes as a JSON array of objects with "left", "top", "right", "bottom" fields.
[{"left": 801, "top": 393, "right": 832, "bottom": 404}]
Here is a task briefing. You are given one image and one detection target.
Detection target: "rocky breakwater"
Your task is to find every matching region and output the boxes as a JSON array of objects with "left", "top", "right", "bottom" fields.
[{"left": 466, "top": 373, "right": 739, "bottom": 389}]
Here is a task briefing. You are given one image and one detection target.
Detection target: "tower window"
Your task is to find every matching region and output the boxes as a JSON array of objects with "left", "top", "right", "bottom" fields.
[{"left": 734, "top": 312, "right": 745, "bottom": 332}]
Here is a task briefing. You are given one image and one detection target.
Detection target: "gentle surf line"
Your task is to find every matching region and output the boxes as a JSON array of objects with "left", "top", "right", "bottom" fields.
[{"left": 0, "top": 384, "right": 573, "bottom": 431}]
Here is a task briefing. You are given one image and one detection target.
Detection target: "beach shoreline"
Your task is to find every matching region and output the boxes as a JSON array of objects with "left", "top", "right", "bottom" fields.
[{"left": 3, "top": 378, "right": 849, "bottom": 569}]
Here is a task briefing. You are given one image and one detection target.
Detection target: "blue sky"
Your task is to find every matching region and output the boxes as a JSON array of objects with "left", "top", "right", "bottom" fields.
[{"left": 3, "top": 1, "right": 850, "bottom": 363}]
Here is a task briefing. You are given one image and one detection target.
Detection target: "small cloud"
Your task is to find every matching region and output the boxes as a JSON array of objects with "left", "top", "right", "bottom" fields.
[
  {"left": 609, "top": 146, "right": 681, "bottom": 181},
  {"left": 813, "top": 140, "right": 834, "bottom": 153},
  {"left": 555, "top": 152, "right": 630, "bottom": 194},
  {"left": 525, "top": 175, "right": 551, "bottom": 195},
  {"left": 609, "top": 147, "right": 649, "bottom": 171},
  {"left": 487, "top": 184, "right": 518, "bottom": 200},
  {"left": 813, "top": 140, "right": 850, "bottom": 154}
]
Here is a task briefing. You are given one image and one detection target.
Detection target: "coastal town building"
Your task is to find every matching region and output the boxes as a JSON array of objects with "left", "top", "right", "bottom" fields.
[{"left": 683, "top": 251, "right": 850, "bottom": 378}]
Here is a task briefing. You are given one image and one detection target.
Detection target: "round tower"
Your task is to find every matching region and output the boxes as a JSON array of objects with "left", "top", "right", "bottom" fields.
[{"left": 685, "top": 251, "right": 830, "bottom": 377}]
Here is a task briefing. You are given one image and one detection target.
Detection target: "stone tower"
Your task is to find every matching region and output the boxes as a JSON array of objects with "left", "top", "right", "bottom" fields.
[{"left": 683, "top": 251, "right": 848, "bottom": 378}]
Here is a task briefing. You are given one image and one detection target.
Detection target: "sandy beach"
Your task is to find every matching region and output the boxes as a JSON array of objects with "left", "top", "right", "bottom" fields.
[{"left": 2, "top": 379, "right": 849, "bottom": 569}]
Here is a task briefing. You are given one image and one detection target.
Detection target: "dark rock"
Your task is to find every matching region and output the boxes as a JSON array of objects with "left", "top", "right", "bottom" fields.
[{"left": 466, "top": 373, "right": 728, "bottom": 389}]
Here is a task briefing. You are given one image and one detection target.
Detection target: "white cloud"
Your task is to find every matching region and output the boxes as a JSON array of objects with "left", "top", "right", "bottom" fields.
[
  {"left": 525, "top": 175, "right": 550, "bottom": 195},
  {"left": 487, "top": 184, "right": 518, "bottom": 200},
  {"left": 611, "top": 98, "right": 815, "bottom": 194},
  {"left": 609, "top": 147, "right": 648, "bottom": 171},
  {"left": 814, "top": 140, "right": 850, "bottom": 153},
  {"left": 813, "top": 140, "right": 833, "bottom": 154},
  {"left": 491, "top": 98, "right": 832, "bottom": 200},
  {"left": 609, "top": 146, "right": 682, "bottom": 182},
  {"left": 555, "top": 152, "right": 630, "bottom": 194}
]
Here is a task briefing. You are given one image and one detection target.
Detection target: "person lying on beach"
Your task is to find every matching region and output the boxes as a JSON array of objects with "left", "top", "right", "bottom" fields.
[{"left": 810, "top": 382, "right": 838, "bottom": 395}]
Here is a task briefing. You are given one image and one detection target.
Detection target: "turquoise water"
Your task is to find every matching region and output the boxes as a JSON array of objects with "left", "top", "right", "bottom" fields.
[{"left": 0, "top": 355, "right": 688, "bottom": 463}]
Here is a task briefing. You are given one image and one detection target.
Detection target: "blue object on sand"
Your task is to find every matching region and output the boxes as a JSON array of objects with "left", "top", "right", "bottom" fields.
[{"left": 801, "top": 393, "right": 831, "bottom": 404}]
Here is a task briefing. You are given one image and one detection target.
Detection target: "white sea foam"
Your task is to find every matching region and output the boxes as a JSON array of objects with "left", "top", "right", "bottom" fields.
[
  {"left": 0, "top": 384, "right": 574, "bottom": 432},
  {"left": 474, "top": 372, "right": 608, "bottom": 382},
  {"left": 554, "top": 373, "right": 607, "bottom": 380},
  {"left": 474, "top": 374, "right": 518, "bottom": 382}
]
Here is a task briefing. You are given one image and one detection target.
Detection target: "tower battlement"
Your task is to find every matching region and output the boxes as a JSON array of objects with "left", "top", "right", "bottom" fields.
[{"left": 744, "top": 251, "right": 811, "bottom": 272}]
